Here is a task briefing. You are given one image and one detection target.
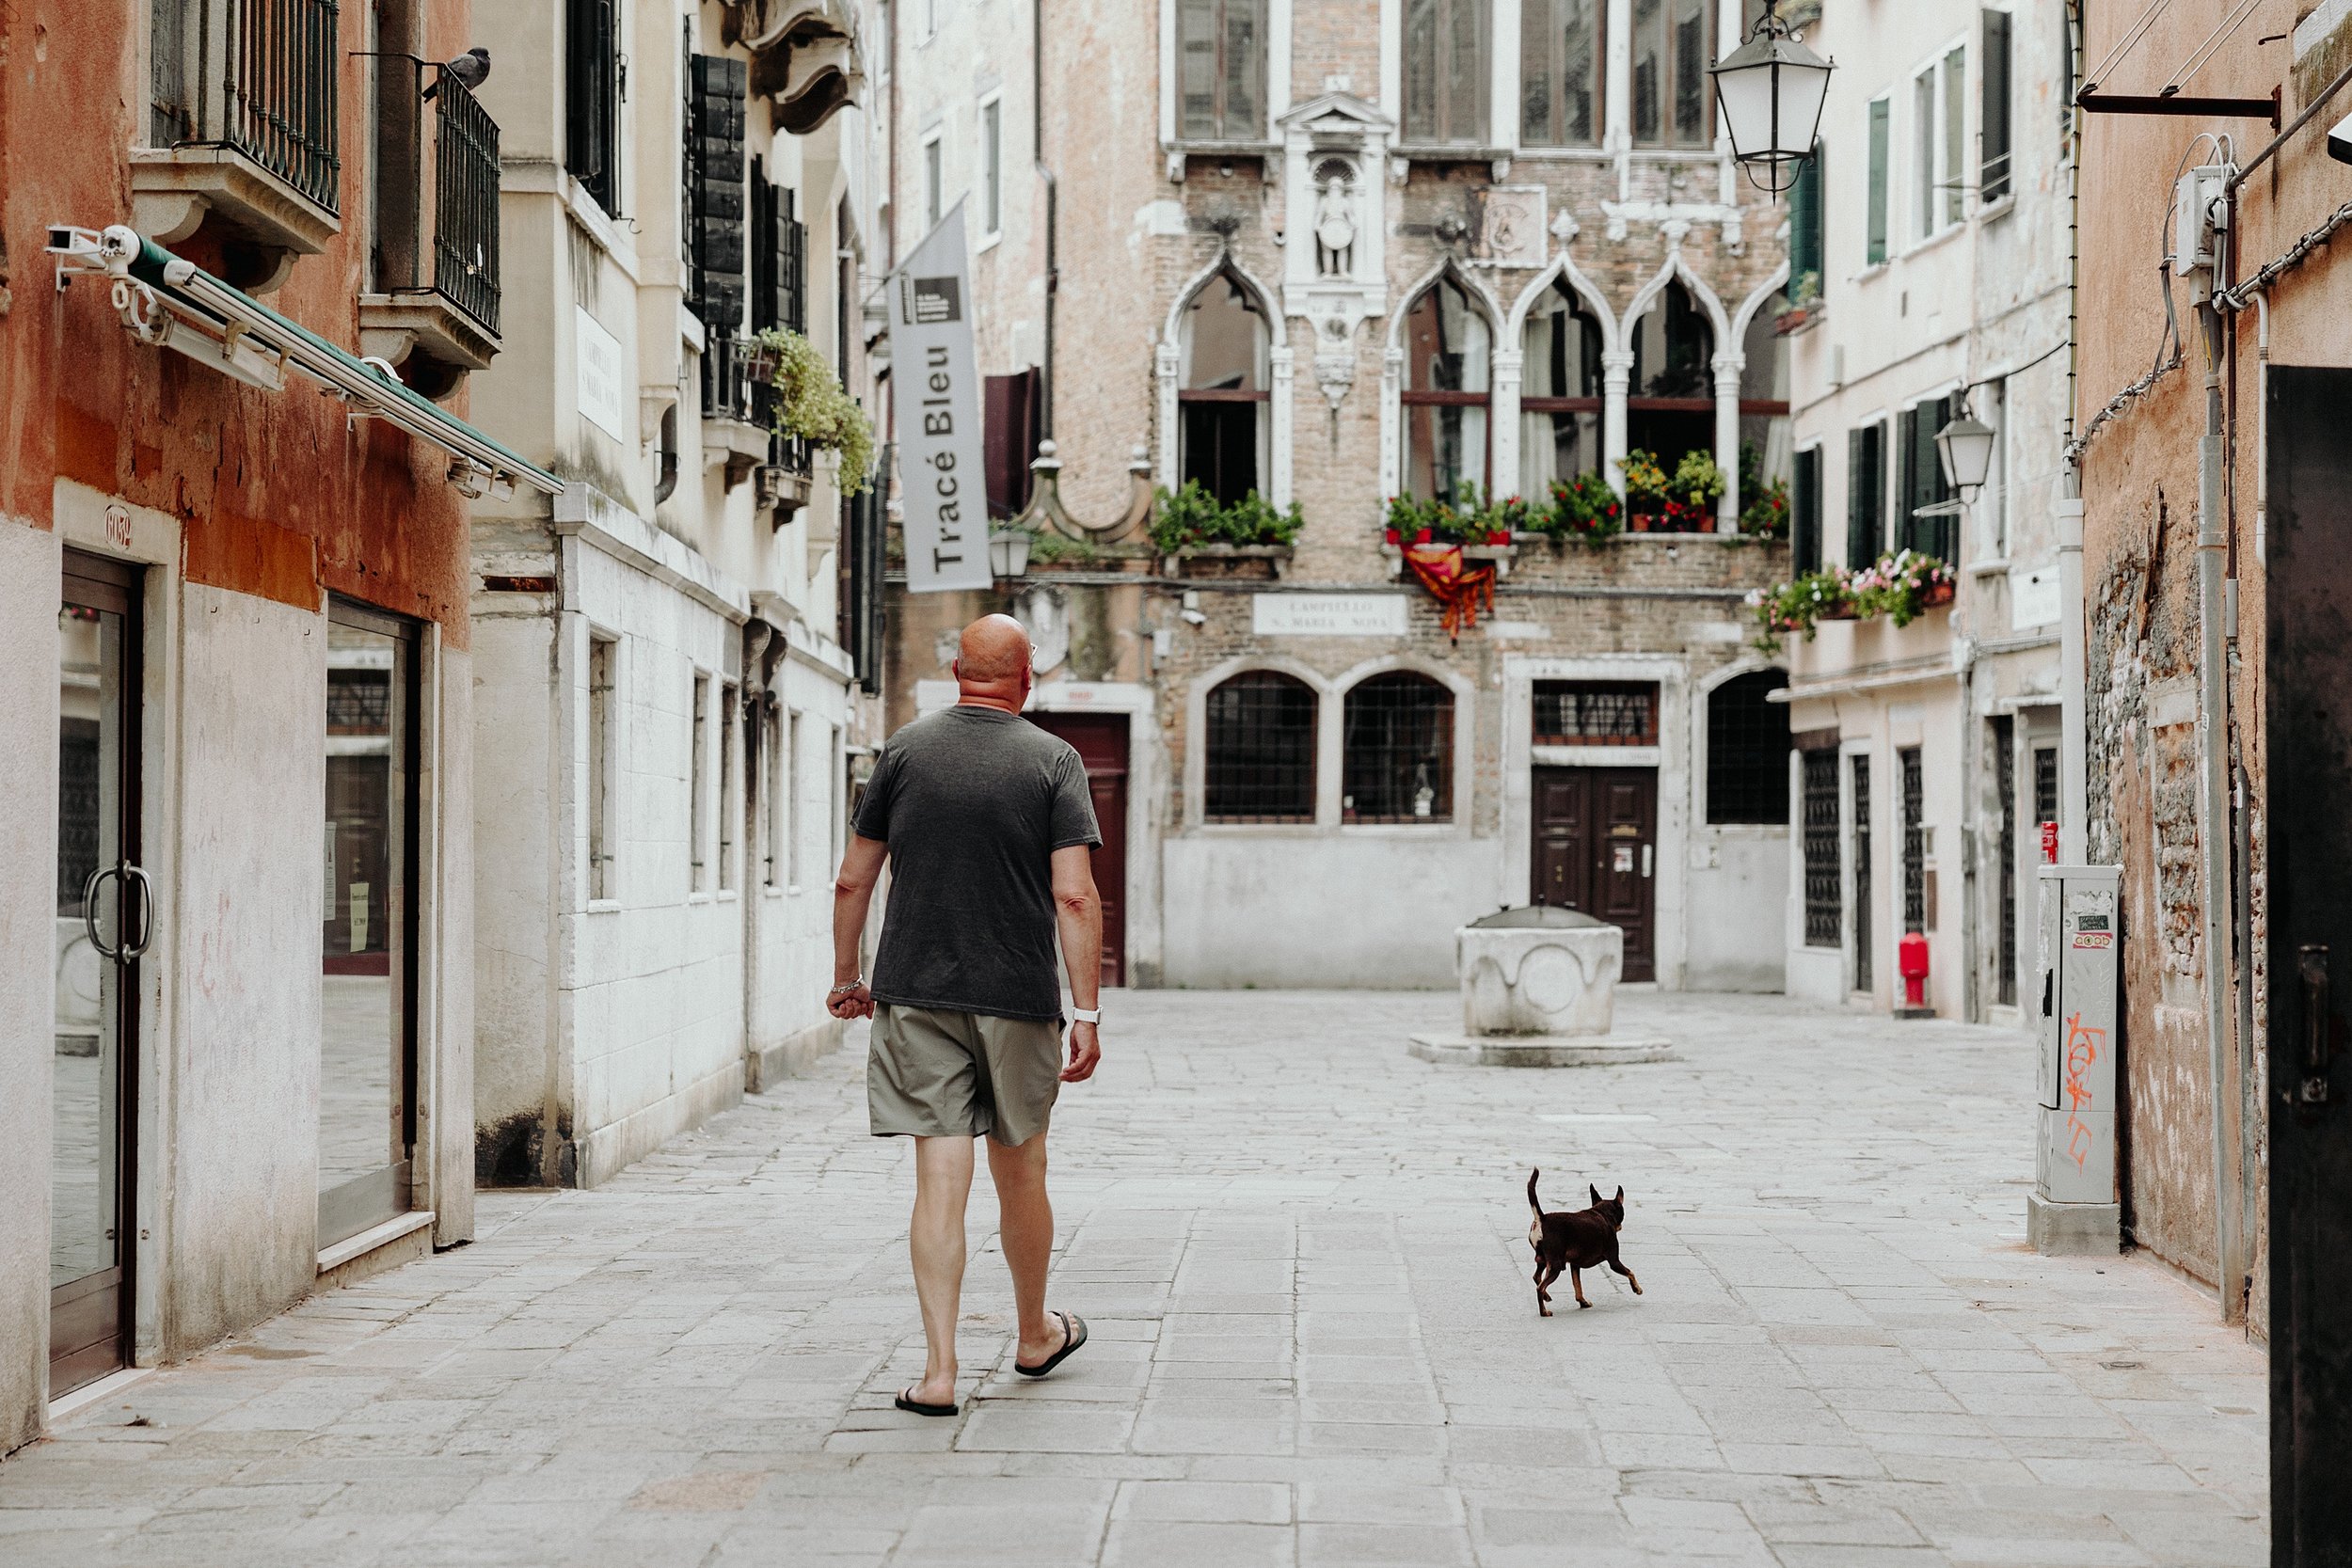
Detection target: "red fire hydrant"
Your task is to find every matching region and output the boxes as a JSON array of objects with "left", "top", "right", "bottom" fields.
[{"left": 1899, "top": 930, "right": 1931, "bottom": 1008}]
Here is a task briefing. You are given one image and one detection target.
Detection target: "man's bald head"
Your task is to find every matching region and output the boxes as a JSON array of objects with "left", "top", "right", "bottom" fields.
[{"left": 954, "top": 614, "right": 1033, "bottom": 694}]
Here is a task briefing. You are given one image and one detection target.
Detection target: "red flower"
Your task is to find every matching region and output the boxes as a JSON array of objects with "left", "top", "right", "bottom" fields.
[{"left": 1384, "top": 527, "right": 1401, "bottom": 545}]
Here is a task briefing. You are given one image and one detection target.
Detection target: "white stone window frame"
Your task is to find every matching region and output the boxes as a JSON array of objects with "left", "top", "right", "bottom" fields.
[
  {"left": 1158, "top": 0, "right": 1295, "bottom": 150},
  {"left": 919, "top": 123, "right": 946, "bottom": 234},
  {"left": 1908, "top": 33, "right": 1972, "bottom": 250},
  {"left": 1156, "top": 255, "right": 1295, "bottom": 507},
  {"left": 1841, "top": 734, "right": 1876, "bottom": 998},
  {"left": 1184, "top": 654, "right": 1473, "bottom": 834},
  {"left": 976, "top": 87, "right": 1005, "bottom": 251},
  {"left": 1500, "top": 652, "right": 1692, "bottom": 984},
  {"left": 1377, "top": 0, "right": 1746, "bottom": 171}
]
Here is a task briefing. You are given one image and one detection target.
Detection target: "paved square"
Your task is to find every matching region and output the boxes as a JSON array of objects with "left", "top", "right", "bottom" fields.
[{"left": 0, "top": 990, "right": 2267, "bottom": 1565}]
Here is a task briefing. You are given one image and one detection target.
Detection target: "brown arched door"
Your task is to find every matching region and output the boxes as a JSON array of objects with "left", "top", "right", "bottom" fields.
[{"left": 1026, "top": 712, "right": 1127, "bottom": 988}]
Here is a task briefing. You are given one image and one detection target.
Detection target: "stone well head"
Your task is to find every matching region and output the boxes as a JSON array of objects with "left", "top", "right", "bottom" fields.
[{"left": 1456, "top": 906, "right": 1624, "bottom": 1038}]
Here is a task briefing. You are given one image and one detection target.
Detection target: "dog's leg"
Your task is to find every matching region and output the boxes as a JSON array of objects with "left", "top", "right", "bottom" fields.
[
  {"left": 1570, "top": 1264, "right": 1591, "bottom": 1309},
  {"left": 1533, "top": 1258, "right": 1553, "bottom": 1316},
  {"left": 1606, "top": 1243, "right": 1643, "bottom": 1296}
]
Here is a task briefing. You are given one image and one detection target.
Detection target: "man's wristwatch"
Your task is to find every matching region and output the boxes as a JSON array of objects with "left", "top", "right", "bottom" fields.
[{"left": 1071, "top": 1006, "right": 1102, "bottom": 1024}]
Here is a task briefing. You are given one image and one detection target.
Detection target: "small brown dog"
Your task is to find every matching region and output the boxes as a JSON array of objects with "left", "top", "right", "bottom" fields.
[{"left": 1526, "top": 1168, "right": 1642, "bottom": 1316}]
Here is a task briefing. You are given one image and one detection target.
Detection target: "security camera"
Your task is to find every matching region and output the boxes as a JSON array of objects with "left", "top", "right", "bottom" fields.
[
  {"left": 2330, "top": 108, "right": 2352, "bottom": 166},
  {"left": 1180, "top": 609, "right": 1207, "bottom": 627}
]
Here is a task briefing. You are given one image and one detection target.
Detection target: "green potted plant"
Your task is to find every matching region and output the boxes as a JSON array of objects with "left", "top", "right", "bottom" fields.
[{"left": 752, "top": 327, "right": 874, "bottom": 495}]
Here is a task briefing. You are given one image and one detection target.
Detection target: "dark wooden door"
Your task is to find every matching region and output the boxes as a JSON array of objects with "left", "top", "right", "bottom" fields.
[
  {"left": 2265, "top": 365, "right": 2352, "bottom": 1566},
  {"left": 1028, "top": 712, "right": 1127, "bottom": 987},
  {"left": 1531, "top": 767, "right": 1657, "bottom": 981}
]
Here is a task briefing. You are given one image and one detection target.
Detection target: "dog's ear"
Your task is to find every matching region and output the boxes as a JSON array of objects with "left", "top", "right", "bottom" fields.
[
  {"left": 1590, "top": 1184, "right": 1602, "bottom": 1206},
  {"left": 1613, "top": 1185, "right": 1625, "bottom": 1203}
]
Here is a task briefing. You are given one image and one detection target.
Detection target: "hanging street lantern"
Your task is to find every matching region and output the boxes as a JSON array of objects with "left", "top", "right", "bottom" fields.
[
  {"left": 1935, "top": 404, "right": 1998, "bottom": 496},
  {"left": 988, "top": 528, "right": 1032, "bottom": 579},
  {"left": 1709, "top": 0, "right": 1835, "bottom": 195}
]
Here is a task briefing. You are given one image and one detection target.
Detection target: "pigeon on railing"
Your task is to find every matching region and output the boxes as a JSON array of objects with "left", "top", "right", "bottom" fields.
[{"left": 422, "top": 48, "right": 490, "bottom": 101}]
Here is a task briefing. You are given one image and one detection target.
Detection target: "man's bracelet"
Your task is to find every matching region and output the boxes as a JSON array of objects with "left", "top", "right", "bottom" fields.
[
  {"left": 829, "top": 980, "right": 863, "bottom": 997},
  {"left": 1071, "top": 1006, "right": 1102, "bottom": 1024}
]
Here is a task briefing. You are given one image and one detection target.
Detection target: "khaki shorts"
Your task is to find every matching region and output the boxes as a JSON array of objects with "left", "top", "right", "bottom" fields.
[{"left": 867, "top": 1005, "right": 1063, "bottom": 1147}]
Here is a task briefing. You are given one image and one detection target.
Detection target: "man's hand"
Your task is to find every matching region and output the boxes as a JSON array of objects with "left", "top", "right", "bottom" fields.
[
  {"left": 1061, "top": 1020, "right": 1101, "bottom": 1083},
  {"left": 827, "top": 979, "right": 873, "bottom": 1020}
]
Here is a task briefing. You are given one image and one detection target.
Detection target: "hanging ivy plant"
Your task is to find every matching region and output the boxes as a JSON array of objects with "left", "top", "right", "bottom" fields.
[{"left": 752, "top": 327, "right": 875, "bottom": 497}]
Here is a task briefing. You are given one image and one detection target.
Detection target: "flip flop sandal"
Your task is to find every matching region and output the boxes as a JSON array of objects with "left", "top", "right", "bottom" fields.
[
  {"left": 1013, "top": 1311, "right": 1089, "bottom": 1379},
  {"left": 894, "top": 1387, "right": 958, "bottom": 1418}
]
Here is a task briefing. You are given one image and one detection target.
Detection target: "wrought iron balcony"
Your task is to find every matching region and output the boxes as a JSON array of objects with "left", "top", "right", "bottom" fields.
[
  {"left": 702, "top": 330, "right": 814, "bottom": 508},
  {"left": 140, "top": 0, "right": 342, "bottom": 262},
  {"left": 373, "top": 57, "right": 501, "bottom": 331}
]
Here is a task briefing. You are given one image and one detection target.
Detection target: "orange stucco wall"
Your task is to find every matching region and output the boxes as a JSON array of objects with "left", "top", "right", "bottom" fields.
[{"left": 0, "top": 0, "right": 477, "bottom": 646}]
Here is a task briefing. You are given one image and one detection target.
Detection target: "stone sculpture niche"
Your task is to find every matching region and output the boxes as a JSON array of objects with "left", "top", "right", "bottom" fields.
[{"left": 1409, "top": 907, "right": 1675, "bottom": 1068}]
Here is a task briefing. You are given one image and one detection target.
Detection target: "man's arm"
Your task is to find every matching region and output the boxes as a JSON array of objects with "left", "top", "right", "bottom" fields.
[
  {"left": 1050, "top": 843, "right": 1103, "bottom": 1083},
  {"left": 828, "top": 834, "right": 889, "bottom": 1019}
]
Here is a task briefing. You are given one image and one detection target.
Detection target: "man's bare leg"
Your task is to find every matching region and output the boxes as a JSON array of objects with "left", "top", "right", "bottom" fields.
[
  {"left": 908, "top": 1135, "right": 976, "bottom": 1405},
  {"left": 986, "top": 1132, "right": 1062, "bottom": 1364}
]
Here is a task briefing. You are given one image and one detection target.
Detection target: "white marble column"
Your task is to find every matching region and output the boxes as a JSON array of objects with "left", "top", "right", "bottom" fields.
[
  {"left": 1601, "top": 348, "right": 1633, "bottom": 494},
  {"left": 1713, "top": 353, "right": 1743, "bottom": 532},
  {"left": 1491, "top": 347, "right": 1524, "bottom": 502}
]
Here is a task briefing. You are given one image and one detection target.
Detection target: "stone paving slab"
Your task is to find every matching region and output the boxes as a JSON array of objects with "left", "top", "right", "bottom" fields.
[{"left": 0, "top": 990, "right": 2268, "bottom": 1566}]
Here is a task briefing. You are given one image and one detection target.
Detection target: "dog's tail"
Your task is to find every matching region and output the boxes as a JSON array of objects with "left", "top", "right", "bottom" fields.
[{"left": 1527, "top": 1167, "right": 1542, "bottom": 1216}]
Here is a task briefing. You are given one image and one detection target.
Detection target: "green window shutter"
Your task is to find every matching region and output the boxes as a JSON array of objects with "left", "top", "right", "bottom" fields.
[
  {"left": 1794, "top": 446, "right": 1822, "bottom": 574},
  {"left": 1847, "top": 425, "right": 1882, "bottom": 568},
  {"left": 1981, "top": 8, "right": 2013, "bottom": 203},
  {"left": 1896, "top": 405, "right": 1918, "bottom": 556},
  {"left": 1788, "top": 142, "right": 1824, "bottom": 302},
  {"left": 688, "top": 54, "right": 747, "bottom": 330},
  {"left": 1866, "top": 98, "right": 1889, "bottom": 266}
]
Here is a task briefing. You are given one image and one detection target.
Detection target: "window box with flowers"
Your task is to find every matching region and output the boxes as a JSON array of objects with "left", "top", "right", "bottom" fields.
[
  {"left": 1618, "top": 448, "right": 1725, "bottom": 532},
  {"left": 1153, "top": 481, "right": 1302, "bottom": 579},
  {"left": 1747, "top": 551, "right": 1956, "bottom": 653},
  {"left": 1737, "top": 440, "right": 1790, "bottom": 542},
  {"left": 1381, "top": 488, "right": 1518, "bottom": 578},
  {"left": 752, "top": 327, "right": 875, "bottom": 496}
]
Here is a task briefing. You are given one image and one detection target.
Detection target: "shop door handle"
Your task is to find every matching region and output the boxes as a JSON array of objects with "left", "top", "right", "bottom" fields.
[
  {"left": 121, "top": 863, "right": 155, "bottom": 959},
  {"left": 2301, "top": 944, "right": 2331, "bottom": 1102},
  {"left": 82, "top": 864, "right": 123, "bottom": 961}
]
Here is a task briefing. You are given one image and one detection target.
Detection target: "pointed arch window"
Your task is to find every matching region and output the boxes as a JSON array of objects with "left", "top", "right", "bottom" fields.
[
  {"left": 1740, "top": 292, "right": 1793, "bottom": 525},
  {"left": 1519, "top": 278, "right": 1603, "bottom": 497},
  {"left": 1626, "top": 279, "right": 1715, "bottom": 526},
  {"left": 1179, "top": 273, "right": 1272, "bottom": 507},
  {"left": 1400, "top": 275, "right": 1491, "bottom": 503}
]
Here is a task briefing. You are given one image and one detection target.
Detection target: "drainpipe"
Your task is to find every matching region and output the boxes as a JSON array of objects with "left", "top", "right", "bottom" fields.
[
  {"left": 2194, "top": 291, "right": 2239, "bottom": 1319},
  {"left": 2056, "top": 0, "right": 2088, "bottom": 867},
  {"left": 2235, "top": 291, "right": 2268, "bottom": 1310},
  {"left": 1033, "top": 0, "right": 1056, "bottom": 439}
]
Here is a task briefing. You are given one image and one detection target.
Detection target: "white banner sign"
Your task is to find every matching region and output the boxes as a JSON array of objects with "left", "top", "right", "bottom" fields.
[
  {"left": 892, "top": 206, "right": 991, "bottom": 593},
  {"left": 1252, "top": 593, "right": 1408, "bottom": 637}
]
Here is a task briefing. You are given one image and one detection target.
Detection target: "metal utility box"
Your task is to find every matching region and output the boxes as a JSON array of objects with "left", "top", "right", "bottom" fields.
[{"left": 2029, "top": 864, "right": 2122, "bottom": 1253}]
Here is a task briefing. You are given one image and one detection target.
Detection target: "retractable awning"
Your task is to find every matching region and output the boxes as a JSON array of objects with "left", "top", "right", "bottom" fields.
[{"left": 46, "top": 224, "right": 562, "bottom": 499}]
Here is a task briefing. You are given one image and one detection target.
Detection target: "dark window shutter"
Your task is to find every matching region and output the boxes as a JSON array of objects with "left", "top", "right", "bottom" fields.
[
  {"left": 1793, "top": 446, "right": 1821, "bottom": 574},
  {"left": 784, "top": 189, "right": 807, "bottom": 336},
  {"left": 984, "top": 369, "right": 1040, "bottom": 517},
  {"left": 1847, "top": 423, "right": 1882, "bottom": 567},
  {"left": 567, "top": 0, "right": 622, "bottom": 215},
  {"left": 750, "top": 162, "right": 777, "bottom": 330},
  {"left": 1788, "top": 142, "right": 1824, "bottom": 300},
  {"left": 1981, "top": 8, "right": 2012, "bottom": 203},
  {"left": 688, "top": 55, "right": 747, "bottom": 330},
  {"left": 1897, "top": 406, "right": 1918, "bottom": 556},
  {"left": 1866, "top": 97, "right": 1889, "bottom": 265}
]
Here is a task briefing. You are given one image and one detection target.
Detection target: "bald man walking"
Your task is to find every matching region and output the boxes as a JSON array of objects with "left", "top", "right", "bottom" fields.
[{"left": 827, "top": 615, "right": 1103, "bottom": 1417}]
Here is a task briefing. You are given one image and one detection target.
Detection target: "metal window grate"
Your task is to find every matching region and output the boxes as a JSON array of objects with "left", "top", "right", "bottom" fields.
[
  {"left": 1343, "top": 673, "right": 1454, "bottom": 823},
  {"left": 1802, "top": 749, "right": 1841, "bottom": 948},
  {"left": 429, "top": 75, "right": 501, "bottom": 332},
  {"left": 1900, "top": 745, "right": 1925, "bottom": 933},
  {"left": 1204, "top": 672, "right": 1316, "bottom": 822},
  {"left": 1852, "top": 752, "right": 1872, "bottom": 991},
  {"left": 326, "top": 670, "right": 391, "bottom": 733},
  {"left": 1994, "top": 718, "right": 2017, "bottom": 1005},
  {"left": 2033, "top": 745, "right": 2058, "bottom": 827},
  {"left": 1707, "top": 670, "right": 1790, "bottom": 825},
  {"left": 1534, "top": 680, "right": 1656, "bottom": 745},
  {"left": 689, "top": 55, "right": 748, "bottom": 329}
]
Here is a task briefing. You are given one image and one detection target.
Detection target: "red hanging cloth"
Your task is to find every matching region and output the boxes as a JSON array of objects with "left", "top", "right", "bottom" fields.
[{"left": 1402, "top": 542, "right": 1496, "bottom": 641}]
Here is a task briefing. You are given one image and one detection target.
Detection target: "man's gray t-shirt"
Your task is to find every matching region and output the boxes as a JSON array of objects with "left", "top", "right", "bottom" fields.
[{"left": 853, "top": 705, "right": 1102, "bottom": 1022}]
